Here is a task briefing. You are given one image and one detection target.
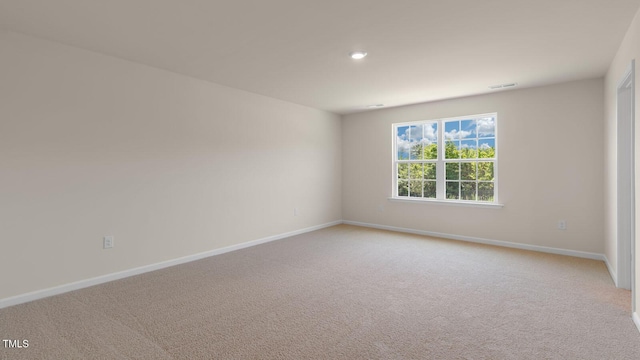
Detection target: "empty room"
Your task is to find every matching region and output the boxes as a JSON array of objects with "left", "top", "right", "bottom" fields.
[{"left": 2, "top": 0, "right": 640, "bottom": 358}]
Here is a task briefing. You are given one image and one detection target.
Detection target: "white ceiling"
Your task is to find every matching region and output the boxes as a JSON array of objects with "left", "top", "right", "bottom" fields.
[{"left": 1, "top": 0, "right": 639, "bottom": 114}]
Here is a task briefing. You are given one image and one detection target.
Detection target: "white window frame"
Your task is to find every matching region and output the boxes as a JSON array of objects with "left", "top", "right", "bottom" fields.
[{"left": 391, "top": 113, "right": 501, "bottom": 207}]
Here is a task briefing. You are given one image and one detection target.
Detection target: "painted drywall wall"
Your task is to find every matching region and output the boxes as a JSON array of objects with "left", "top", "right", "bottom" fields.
[
  {"left": 0, "top": 31, "right": 342, "bottom": 300},
  {"left": 604, "top": 7, "right": 640, "bottom": 307},
  {"left": 342, "top": 79, "right": 604, "bottom": 254}
]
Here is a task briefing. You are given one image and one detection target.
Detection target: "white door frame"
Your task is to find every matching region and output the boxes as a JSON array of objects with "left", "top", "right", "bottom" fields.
[{"left": 617, "top": 60, "right": 635, "bottom": 299}]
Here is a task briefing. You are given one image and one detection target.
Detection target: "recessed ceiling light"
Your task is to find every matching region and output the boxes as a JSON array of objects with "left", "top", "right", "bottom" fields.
[
  {"left": 366, "top": 104, "right": 384, "bottom": 108},
  {"left": 350, "top": 51, "right": 367, "bottom": 60}
]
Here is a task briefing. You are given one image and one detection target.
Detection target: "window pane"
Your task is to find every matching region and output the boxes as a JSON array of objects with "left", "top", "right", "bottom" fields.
[
  {"left": 446, "top": 181, "right": 459, "bottom": 199},
  {"left": 445, "top": 141, "right": 460, "bottom": 159},
  {"left": 461, "top": 140, "right": 477, "bottom": 159},
  {"left": 398, "top": 163, "right": 409, "bottom": 180},
  {"left": 410, "top": 145, "right": 424, "bottom": 160},
  {"left": 409, "top": 125, "right": 423, "bottom": 160},
  {"left": 477, "top": 162, "right": 494, "bottom": 181},
  {"left": 409, "top": 163, "right": 424, "bottom": 179},
  {"left": 446, "top": 162, "right": 459, "bottom": 180},
  {"left": 461, "top": 182, "right": 477, "bottom": 201},
  {"left": 423, "top": 123, "right": 438, "bottom": 160},
  {"left": 478, "top": 182, "right": 494, "bottom": 201},
  {"left": 423, "top": 181, "right": 436, "bottom": 198},
  {"left": 444, "top": 121, "right": 460, "bottom": 140},
  {"left": 398, "top": 180, "right": 408, "bottom": 196},
  {"left": 460, "top": 119, "right": 476, "bottom": 138},
  {"left": 424, "top": 163, "right": 436, "bottom": 180},
  {"left": 397, "top": 126, "right": 410, "bottom": 160},
  {"left": 409, "top": 180, "right": 422, "bottom": 197},
  {"left": 460, "top": 162, "right": 476, "bottom": 180},
  {"left": 424, "top": 142, "right": 438, "bottom": 160},
  {"left": 478, "top": 138, "right": 495, "bottom": 159},
  {"left": 477, "top": 117, "right": 495, "bottom": 138}
]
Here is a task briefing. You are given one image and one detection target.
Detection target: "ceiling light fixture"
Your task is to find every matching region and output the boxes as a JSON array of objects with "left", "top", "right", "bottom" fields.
[
  {"left": 366, "top": 104, "right": 384, "bottom": 108},
  {"left": 350, "top": 51, "right": 367, "bottom": 60}
]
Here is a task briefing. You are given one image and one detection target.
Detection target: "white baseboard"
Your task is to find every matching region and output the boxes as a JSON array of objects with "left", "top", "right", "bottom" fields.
[
  {"left": 0, "top": 219, "right": 615, "bottom": 309},
  {"left": 633, "top": 312, "right": 640, "bottom": 334},
  {"left": 0, "top": 220, "right": 342, "bottom": 310},
  {"left": 343, "top": 220, "right": 606, "bottom": 261},
  {"left": 603, "top": 255, "right": 618, "bottom": 286}
]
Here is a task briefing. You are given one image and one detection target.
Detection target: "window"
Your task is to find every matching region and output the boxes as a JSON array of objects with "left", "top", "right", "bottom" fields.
[{"left": 393, "top": 113, "right": 497, "bottom": 203}]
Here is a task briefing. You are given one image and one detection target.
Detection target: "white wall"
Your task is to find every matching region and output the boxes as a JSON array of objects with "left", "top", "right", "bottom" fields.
[
  {"left": 0, "top": 31, "right": 342, "bottom": 301},
  {"left": 604, "top": 7, "right": 640, "bottom": 311},
  {"left": 342, "top": 79, "right": 604, "bottom": 254}
]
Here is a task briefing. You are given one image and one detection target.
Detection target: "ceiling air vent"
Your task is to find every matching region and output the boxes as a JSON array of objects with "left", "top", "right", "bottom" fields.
[{"left": 489, "top": 83, "right": 518, "bottom": 90}]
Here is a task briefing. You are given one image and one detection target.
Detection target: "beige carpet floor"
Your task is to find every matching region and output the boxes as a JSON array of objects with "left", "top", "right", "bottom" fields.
[{"left": 1, "top": 224, "right": 639, "bottom": 359}]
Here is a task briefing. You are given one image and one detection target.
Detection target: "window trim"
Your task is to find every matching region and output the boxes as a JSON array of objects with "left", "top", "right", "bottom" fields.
[
  {"left": 387, "top": 197, "right": 504, "bottom": 208},
  {"left": 392, "top": 112, "right": 499, "bottom": 204}
]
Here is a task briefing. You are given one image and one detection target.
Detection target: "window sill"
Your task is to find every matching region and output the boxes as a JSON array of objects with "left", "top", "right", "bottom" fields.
[{"left": 388, "top": 197, "right": 504, "bottom": 209}]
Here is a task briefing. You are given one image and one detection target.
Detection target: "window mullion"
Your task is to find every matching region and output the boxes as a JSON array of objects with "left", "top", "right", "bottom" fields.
[{"left": 436, "top": 121, "right": 444, "bottom": 200}]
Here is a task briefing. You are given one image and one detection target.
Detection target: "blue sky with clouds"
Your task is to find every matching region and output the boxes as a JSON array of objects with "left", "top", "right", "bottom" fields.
[{"left": 397, "top": 117, "right": 495, "bottom": 159}]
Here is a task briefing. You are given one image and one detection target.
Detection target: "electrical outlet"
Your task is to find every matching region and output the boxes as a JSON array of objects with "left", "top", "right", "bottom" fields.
[
  {"left": 558, "top": 220, "right": 567, "bottom": 230},
  {"left": 103, "top": 236, "right": 114, "bottom": 249},
  {"left": 377, "top": 204, "right": 385, "bottom": 212},
  {"left": 294, "top": 208, "right": 298, "bottom": 216}
]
